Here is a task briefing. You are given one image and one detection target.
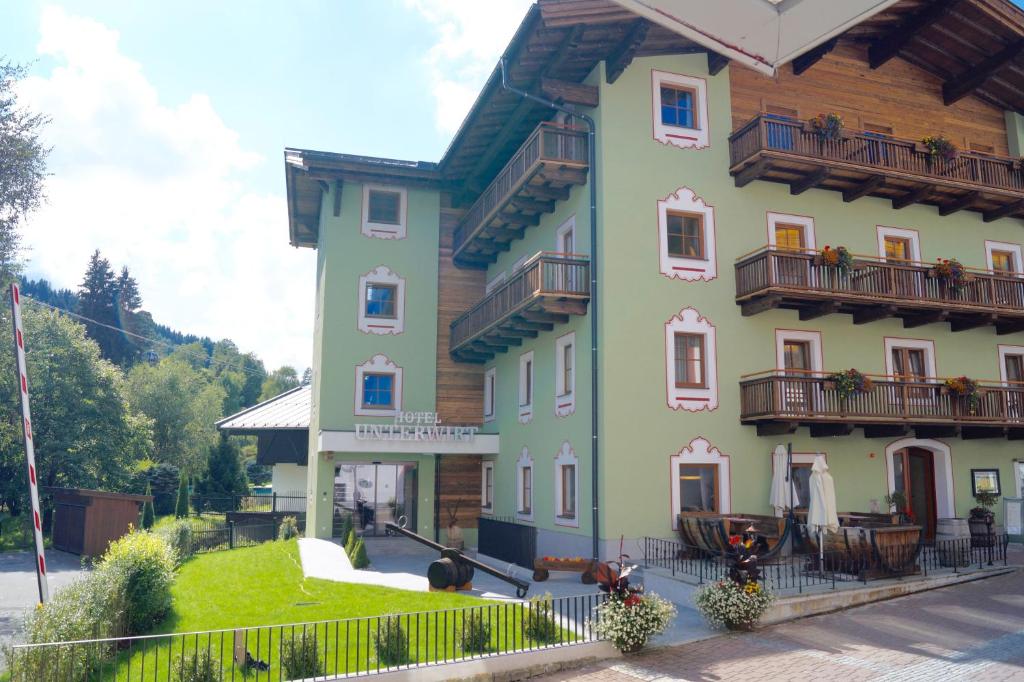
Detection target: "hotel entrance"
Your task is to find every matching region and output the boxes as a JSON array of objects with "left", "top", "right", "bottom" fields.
[
  {"left": 334, "top": 463, "right": 417, "bottom": 537},
  {"left": 892, "top": 447, "right": 937, "bottom": 540}
]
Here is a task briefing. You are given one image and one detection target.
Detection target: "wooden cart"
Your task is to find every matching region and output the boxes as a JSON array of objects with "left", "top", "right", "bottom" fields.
[{"left": 532, "top": 557, "right": 597, "bottom": 583}]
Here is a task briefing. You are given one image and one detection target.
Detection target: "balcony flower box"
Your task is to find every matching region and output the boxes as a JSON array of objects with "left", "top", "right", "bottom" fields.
[{"left": 533, "top": 556, "right": 597, "bottom": 583}]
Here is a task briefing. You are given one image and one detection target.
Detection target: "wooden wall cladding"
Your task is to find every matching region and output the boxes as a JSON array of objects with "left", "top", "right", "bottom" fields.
[
  {"left": 730, "top": 41, "right": 1011, "bottom": 155},
  {"left": 436, "top": 204, "right": 486, "bottom": 426},
  {"left": 438, "top": 454, "right": 482, "bottom": 529}
]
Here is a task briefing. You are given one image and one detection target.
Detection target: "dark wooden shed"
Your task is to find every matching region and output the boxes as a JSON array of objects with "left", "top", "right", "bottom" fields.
[{"left": 47, "top": 488, "right": 152, "bottom": 557}]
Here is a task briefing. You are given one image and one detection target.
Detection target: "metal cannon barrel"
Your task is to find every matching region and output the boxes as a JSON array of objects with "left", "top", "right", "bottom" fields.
[{"left": 385, "top": 522, "right": 530, "bottom": 597}]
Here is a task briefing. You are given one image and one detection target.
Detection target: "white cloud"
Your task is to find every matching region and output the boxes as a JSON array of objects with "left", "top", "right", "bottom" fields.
[
  {"left": 405, "top": 0, "right": 533, "bottom": 134},
  {"left": 17, "top": 6, "right": 315, "bottom": 371}
]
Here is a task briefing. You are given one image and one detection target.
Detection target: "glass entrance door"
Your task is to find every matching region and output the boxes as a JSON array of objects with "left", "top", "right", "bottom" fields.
[{"left": 334, "top": 463, "right": 417, "bottom": 537}]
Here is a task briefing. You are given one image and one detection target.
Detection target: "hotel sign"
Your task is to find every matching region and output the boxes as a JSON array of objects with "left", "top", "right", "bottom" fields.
[{"left": 354, "top": 411, "right": 480, "bottom": 442}]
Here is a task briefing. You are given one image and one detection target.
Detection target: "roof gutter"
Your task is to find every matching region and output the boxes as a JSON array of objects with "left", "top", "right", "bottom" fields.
[{"left": 499, "top": 58, "right": 602, "bottom": 561}]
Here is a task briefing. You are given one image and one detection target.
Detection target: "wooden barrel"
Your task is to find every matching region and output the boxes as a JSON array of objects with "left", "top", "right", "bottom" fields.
[
  {"left": 871, "top": 525, "right": 921, "bottom": 575},
  {"left": 935, "top": 518, "right": 970, "bottom": 567},
  {"left": 428, "top": 558, "right": 458, "bottom": 589}
]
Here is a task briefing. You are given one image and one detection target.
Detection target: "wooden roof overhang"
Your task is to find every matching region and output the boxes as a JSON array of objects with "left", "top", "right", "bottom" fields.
[
  {"left": 820, "top": 0, "right": 1024, "bottom": 114},
  {"left": 285, "top": 149, "right": 444, "bottom": 248}
]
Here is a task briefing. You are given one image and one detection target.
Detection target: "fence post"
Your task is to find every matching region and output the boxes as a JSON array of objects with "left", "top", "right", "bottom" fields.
[
  {"left": 272, "top": 492, "right": 277, "bottom": 513},
  {"left": 228, "top": 520, "right": 235, "bottom": 550}
]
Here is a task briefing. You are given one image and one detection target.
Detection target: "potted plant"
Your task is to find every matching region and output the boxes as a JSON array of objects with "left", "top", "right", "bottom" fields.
[
  {"left": 444, "top": 498, "right": 464, "bottom": 550},
  {"left": 942, "top": 376, "right": 982, "bottom": 414},
  {"left": 968, "top": 491, "right": 1002, "bottom": 548},
  {"left": 921, "top": 135, "right": 958, "bottom": 164},
  {"left": 808, "top": 112, "right": 844, "bottom": 143},
  {"left": 589, "top": 543, "right": 676, "bottom": 653},
  {"left": 813, "top": 245, "right": 855, "bottom": 272},
  {"left": 824, "top": 368, "right": 873, "bottom": 399},
  {"left": 928, "top": 259, "right": 975, "bottom": 292},
  {"left": 883, "top": 490, "right": 908, "bottom": 524},
  {"left": 694, "top": 528, "right": 774, "bottom": 631}
]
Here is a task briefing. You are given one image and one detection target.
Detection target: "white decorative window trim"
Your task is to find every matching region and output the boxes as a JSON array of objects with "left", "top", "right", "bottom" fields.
[
  {"left": 485, "top": 270, "right": 507, "bottom": 295},
  {"left": 883, "top": 337, "right": 937, "bottom": 378},
  {"left": 518, "top": 351, "right": 534, "bottom": 423},
  {"left": 555, "top": 332, "right": 576, "bottom": 418},
  {"left": 669, "top": 437, "right": 731, "bottom": 529},
  {"left": 554, "top": 442, "right": 579, "bottom": 528},
  {"left": 483, "top": 367, "right": 496, "bottom": 423},
  {"left": 481, "top": 460, "right": 495, "bottom": 513},
  {"left": 998, "top": 345, "right": 1024, "bottom": 384},
  {"left": 353, "top": 354, "right": 403, "bottom": 417},
  {"left": 657, "top": 187, "right": 717, "bottom": 281},
  {"left": 985, "top": 240, "right": 1023, "bottom": 274},
  {"left": 361, "top": 184, "right": 407, "bottom": 239},
  {"left": 767, "top": 212, "right": 816, "bottom": 250},
  {"left": 876, "top": 226, "right": 921, "bottom": 263},
  {"left": 651, "top": 69, "right": 710, "bottom": 150},
  {"left": 885, "top": 438, "right": 955, "bottom": 519},
  {"left": 665, "top": 308, "right": 717, "bottom": 412},
  {"left": 516, "top": 447, "right": 534, "bottom": 521},
  {"left": 556, "top": 215, "right": 576, "bottom": 253},
  {"left": 357, "top": 266, "right": 405, "bottom": 335},
  {"left": 774, "top": 329, "right": 823, "bottom": 372}
]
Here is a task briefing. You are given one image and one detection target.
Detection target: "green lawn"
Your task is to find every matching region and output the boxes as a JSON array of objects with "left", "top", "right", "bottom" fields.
[{"left": 93, "top": 540, "right": 568, "bottom": 680}]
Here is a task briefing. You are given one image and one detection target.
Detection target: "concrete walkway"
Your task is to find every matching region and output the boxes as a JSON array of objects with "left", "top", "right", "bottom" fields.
[{"left": 0, "top": 548, "right": 90, "bottom": 651}]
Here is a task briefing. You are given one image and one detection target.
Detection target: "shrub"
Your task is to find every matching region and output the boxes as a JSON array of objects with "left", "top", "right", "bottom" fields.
[
  {"left": 590, "top": 592, "right": 676, "bottom": 653},
  {"left": 175, "top": 650, "right": 220, "bottom": 682},
  {"left": 136, "top": 462, "right": 180, "bottom": 515},
  {"left": 278, "top": 515, "right": 300, "bottom": 540},
  {"left": 8, "top": 571, "right": 123, "bottom": 681},
  {"left": 694, "top": 580, "right": 774, "bottom": 631},
  {"left": 375, "top": 616, "right": 409, "bottom": 667},
  {"left": 194, "top": 435, "right": 249, "bottom": 511},
  {"left": 459, "top": 610, "right": 492, "bottom": 654},
  {"left": 141, "top": 482, "right": 155, "bottom": 530},
  {"left": 344, "top": 529, "right": 356, "bottom": 556},
  {"left": 350, "top": 538, "right": 370, "bottom": 569},
  {"left": 157, "top": 519, "right": 194, "bottom": 564},
  {"left": 281, "top": 630, "right": 323, "bottom": 679},
  {"left": 98, "top": 530, "right": 176, "bottom": 635},
  {"left": 175, "top": 475, "right": 190, "bottom": 518},
  {"left": 523, "top": 593, "right": 557, "bottom": 643},
  {"left": 336, "top": 514, "right": 353, "bottom": 544}
]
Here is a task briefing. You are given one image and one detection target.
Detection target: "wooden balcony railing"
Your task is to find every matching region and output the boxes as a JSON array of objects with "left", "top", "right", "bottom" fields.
[
  {"left": 452, "top": 123, "right": 589, "bottom": 267},
  {"left": 450, "top": 252, "right": 590, "bottom": 362},
  {"left": 740, "top": 369, "right": 1024, "bottom": 439},
  {"left": 735, "top": 247, "right": 1024, "bottom": 333},
  {"left": 729, "top": 115, "right": 1024, "bottom": 220}
]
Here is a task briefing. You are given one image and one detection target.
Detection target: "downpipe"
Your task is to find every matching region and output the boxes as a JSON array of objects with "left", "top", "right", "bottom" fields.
[{"left": 499, "top": 59, "right": 601, "bottom": 560}]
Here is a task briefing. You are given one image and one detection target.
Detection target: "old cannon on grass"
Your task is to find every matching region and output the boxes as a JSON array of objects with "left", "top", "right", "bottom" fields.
[{"left": 385, "top": 522, "right": 531, "bottom": 598}]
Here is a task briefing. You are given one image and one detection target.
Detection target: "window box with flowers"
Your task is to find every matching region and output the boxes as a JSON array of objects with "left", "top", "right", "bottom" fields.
[
  {"left": 823, "top": 368, "right": 873, "bottom": 399},
  {"left": 921, "top": 135, "right": 958, "bottom": 165},
  {"left": 805, "top": 112, "right": 844, "bottom": 143},
  {"left": 813, "top": 245, "right": 855, "bottom": 272},
  {"left": 942, "top": 376, "right": 984, "bottom": 414},
  {"left": 928, "top": 258, "right": 975, "bottom": 292}
]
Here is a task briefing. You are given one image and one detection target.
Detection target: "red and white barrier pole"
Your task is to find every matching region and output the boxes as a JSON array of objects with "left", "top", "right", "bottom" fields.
[{"left": 10, "top": 283, "right": 48, "bottom": 604}]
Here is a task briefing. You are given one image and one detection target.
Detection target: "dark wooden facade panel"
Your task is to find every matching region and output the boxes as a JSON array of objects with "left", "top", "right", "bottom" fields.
[{"left": 438, "top": 455, "right": 483, "bottom": 530}]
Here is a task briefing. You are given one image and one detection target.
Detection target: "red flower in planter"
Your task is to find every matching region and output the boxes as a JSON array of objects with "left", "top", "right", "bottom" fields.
[
  {"left": 729, "top": 535, "right": 741, "bottom": 546},
  {"left": 624, "top": 594, "right": 642, "bottom": 608}
]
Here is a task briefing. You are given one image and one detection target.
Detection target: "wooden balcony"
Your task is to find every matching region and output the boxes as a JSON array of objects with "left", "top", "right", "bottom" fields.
[
  {"left": 450, "top": 252, "right": 589, "bottom": 363},
  {"left": 740, "top": 370, "right": 1024, "bottom": 440},
  {"left": 729, "top": 115, "right": 1024, "bottom": 222},
  {"left": 735, "top": 247, "right": 1024, "bottom": 334},
  {"left": 452, "top": 124, "right": 589, "bottom": 268}
]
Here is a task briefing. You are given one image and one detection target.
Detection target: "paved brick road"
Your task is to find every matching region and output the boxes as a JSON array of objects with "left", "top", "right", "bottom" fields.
[{"left": 538, "top": 565, "right": 1024, "bottom": 682}]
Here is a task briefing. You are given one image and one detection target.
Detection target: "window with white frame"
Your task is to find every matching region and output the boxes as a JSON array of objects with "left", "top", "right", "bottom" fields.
[
  {"left": 481, "top": 461, "right": 495, "bottom": 513},
  {"left": 884, "top": 338, "right": 936, "bottom": 402},
  {"left": 657, "top": 187, "right": 716, "bottom": 281},
  {"left": 354, "top": 354, "right": 403, "bottom": 417},
  {"left": 986, "top": 240, "right": 1023, "bottom": 275},
  {"left": 483, "top": 367, "right": 496, "bottom": 423},
  {"left": 877, "top": 226, "right": 921, "bottom": 263},
  {"left": 652, "top": 70, "right": 710, "bottom": 150},
  {"left": 556, "top": 216, "right": 576, "bottom": 254},
  {"left": 516, "top": 448, "right": 533, "bottom": 520},
  {"left": 518, "top": 351, "right": 534, "bottom": 423},
  {"left": 776, "top": 329, "right": 823, "bottom": 412},
  {"left": 554, "top": 442, "right": 578, "bottom": 526},
  {"left": 357, "top": 266, "right": 405, "bottom": 335},
  {"left": 665, "top": 308, "right": 717, "bottom": 411},
  {"left": 555, "top": 332, "right": 575, "bottom": 417},
  {"left": 999, "top": 345, "right": 1024, "bottom": 418},
  {"left": 670, "top": 437, "right": 731, "bottom": 526},
  {"left": 767, "top": 213, "right": 816, "bottom": 251},
  {"left": 361, "top": 185, "right": 407, "bottom": 239}
]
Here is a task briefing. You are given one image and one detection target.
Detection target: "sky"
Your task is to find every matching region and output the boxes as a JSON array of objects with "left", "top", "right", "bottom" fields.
[{"left": 0, "top": 0, "right": 533, "bottom": 371}]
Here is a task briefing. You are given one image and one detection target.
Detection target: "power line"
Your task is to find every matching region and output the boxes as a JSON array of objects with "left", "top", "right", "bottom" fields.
[{"left": 21, "top": 295, "right": 270, "bottom": 379}]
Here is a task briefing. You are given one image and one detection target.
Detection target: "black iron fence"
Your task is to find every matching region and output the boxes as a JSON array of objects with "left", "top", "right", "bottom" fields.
[
  {"left": 189, "top": 493, "right": 306, "bottom": 514},
  {"left": 478, "top": 516, "right": 537, "bottom": 570},
  {"left": 642, "top": 533, "right": 1009, "bottom": 595},
  {"left": 6, "top": 594, "right": 605, "bottom": 681}
]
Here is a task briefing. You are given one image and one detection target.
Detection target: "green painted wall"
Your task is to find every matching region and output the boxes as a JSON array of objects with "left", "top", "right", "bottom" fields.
[{"left": 595, "top": 53, "right": 1024, "bottom": 544}]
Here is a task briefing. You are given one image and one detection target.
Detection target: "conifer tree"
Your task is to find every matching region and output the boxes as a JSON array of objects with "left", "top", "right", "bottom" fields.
[
  {"left": 175, "top": 474, "right": 190, "bottom": 518},
  {"left": 195, "top": 434, "right": 249, "bottom": 511},
  {"left": 77, "top": 250, "right": 120, "bottom": 361},
  {"left": 141, "top": 482, "right": 155, "bottom": 529}
]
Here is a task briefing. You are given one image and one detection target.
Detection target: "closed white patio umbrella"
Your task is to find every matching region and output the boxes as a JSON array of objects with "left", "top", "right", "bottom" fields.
[
  {"left": 807, "top": 455, "right": 839, "bottom": 566},
  {"left": 769, "top": 444, "right": 799, "bottom": 517}
]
